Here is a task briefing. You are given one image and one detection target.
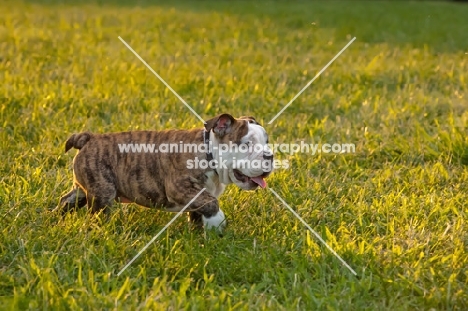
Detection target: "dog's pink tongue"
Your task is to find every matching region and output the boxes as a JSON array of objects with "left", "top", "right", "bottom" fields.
[{"left": 251, "top": 176, "right": 267, "bottom": 188}]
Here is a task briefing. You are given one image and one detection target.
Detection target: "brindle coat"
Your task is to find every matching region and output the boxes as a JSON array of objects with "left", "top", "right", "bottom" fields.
[{"left": 56, "top": 114, "right": 260, "bottom": 227}]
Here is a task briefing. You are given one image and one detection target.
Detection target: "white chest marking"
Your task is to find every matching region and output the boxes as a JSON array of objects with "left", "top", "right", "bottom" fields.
[{"left": 204, "top": 170, "right": 226, "bottom": 198}]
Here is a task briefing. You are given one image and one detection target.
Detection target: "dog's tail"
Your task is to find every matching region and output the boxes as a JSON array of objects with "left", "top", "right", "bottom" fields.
[{"left": 65, "top": 132, "right": 92, "bottom": 152}]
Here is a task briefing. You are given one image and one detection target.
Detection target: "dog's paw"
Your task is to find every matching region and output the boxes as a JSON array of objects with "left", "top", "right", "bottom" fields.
[{"left": 202, "top": 209, "right": 227, "bottom": 233}]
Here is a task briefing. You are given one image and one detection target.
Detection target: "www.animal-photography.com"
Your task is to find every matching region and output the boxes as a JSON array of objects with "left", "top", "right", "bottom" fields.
[{"left": 1, "top": 0, "right": 467, "bottom": 309}]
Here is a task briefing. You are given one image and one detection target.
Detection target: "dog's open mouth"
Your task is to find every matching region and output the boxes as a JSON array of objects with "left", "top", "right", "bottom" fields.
[{"left": 233, "top": 169, "right": 267, "bottom": 188}]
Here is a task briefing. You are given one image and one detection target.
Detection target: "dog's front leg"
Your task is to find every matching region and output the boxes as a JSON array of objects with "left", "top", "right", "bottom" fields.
[
  {"left": 168, "top": 187, "right": 226, "bottom": 232},
  {"left": 165, "top": 172, "right": 227, "bottom": 232},
  {"left": 188, "top": 199, "right": 226, "bottom": 232}
]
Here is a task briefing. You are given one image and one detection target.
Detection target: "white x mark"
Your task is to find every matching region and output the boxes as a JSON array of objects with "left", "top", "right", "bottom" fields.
[
  {"left": 268, "top": 37, "right": 356, "bottom": 124},
  {"left": 269, "top": 188, "right": 357, "bottom": 276},
  {"left": 118, "top": 36, "right": 206, "bottom": 124},
  {"left": 117, "top": 188, "right": 206, "bottom": 276}
]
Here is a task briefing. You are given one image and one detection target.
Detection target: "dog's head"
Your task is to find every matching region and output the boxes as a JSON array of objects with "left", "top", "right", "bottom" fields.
[{"left": 205, "top": 113, "right": 273, "bottom": 190}]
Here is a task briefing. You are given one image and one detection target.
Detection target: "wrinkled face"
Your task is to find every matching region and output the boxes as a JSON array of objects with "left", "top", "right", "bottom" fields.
[{"left": 205, "top": 114, "right": 273, "bottom": 190}]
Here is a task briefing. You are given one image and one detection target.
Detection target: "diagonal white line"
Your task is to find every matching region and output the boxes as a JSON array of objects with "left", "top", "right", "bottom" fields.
[
  {"left": 118, "top": 36, "right": 206, "bottom": 125},
  {"left": 268, "top": 37, "right": 356, "bottom": 124},
  {"left": 268, "top": 188, "right": 357, "bottom": 276},
  {"left": 117, "top": 188, "right": 206, "bottom": 276}
]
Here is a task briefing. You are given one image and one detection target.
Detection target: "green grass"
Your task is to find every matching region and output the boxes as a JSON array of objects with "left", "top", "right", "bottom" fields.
[{"left": 1, "top": 0, "right": 468, "bottom": 309}]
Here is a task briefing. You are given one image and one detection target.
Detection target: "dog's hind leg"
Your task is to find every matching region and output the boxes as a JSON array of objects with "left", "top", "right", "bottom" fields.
[
  {"left": 54, "top": 186, "right": 87, "bottom": 213},
  {"left": 73, "top": 159, "right": 117, "bottom": 216},
  {"left": 85, "top": 183, "right": 116, "bottom": 215}
]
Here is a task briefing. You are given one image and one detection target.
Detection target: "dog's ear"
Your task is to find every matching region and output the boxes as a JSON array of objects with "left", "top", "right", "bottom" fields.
[
  {"left": 239, "top": 116, "right": 259, "bottom": 125},
  {"left": 204, "top": 114, "right": 236, "bottom": 137}
]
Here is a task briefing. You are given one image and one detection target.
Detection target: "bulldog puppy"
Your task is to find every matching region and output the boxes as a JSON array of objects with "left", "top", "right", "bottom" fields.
[{"left": 56, "top": 114, "right": 273, "bottom": 232}]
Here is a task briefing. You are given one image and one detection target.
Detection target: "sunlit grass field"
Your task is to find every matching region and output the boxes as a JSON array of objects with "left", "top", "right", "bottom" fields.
[{"left": 1, "top": 0, "right": 467, "bottom": 309}]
